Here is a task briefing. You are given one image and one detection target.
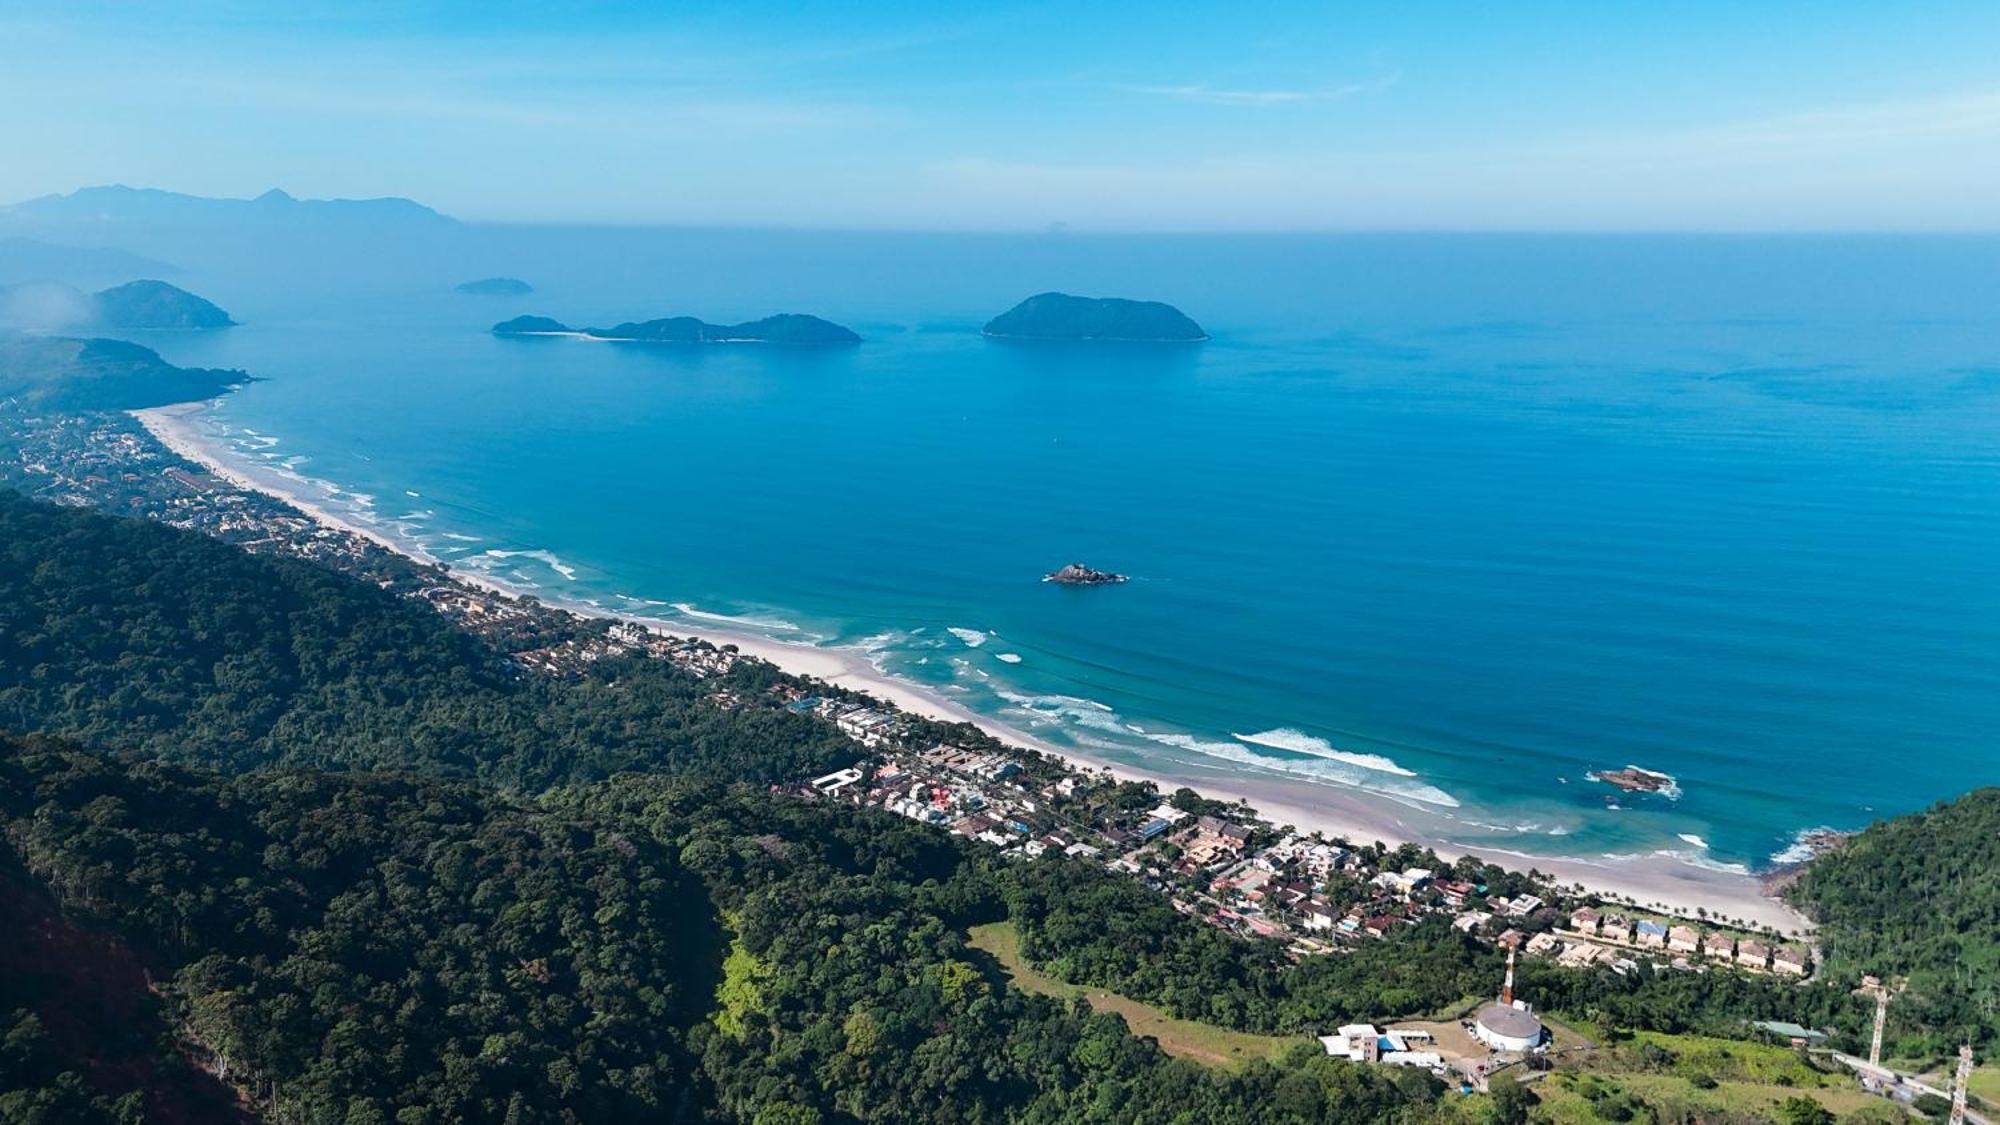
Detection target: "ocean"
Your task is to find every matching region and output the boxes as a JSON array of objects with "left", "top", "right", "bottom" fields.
[{"left": 142, "top": 229, "right": 2000, "bottom": 875}]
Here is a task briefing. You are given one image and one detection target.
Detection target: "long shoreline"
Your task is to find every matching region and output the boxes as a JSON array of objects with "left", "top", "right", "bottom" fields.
[{"left": 131, "top": 399, "right": 1813, "bottom": 934}]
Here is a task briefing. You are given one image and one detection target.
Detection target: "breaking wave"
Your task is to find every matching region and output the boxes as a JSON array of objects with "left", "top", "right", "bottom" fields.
[
  {"left": 667, "top": 601, "right": 805, "bottom": 633},
  {"left": 1231, "top": 728, "right": 1418, "bottom": 776},
  {"left": 947, "top": 627, "right": 987, "bottom": 648},
  {"left": 1769, "top": 826, "right": 1840, "bottom": 867},
  {"left": 478, "top": 548, "right": 579, "bottom": 581}
]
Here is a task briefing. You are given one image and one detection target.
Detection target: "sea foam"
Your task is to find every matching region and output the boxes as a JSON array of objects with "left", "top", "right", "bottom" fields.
[
  {"left": 1231, "top": 729, "right": 1418, "bottom": 776},
  {"left": 480, "top": 548, "right": 579, "bottom": 582}
]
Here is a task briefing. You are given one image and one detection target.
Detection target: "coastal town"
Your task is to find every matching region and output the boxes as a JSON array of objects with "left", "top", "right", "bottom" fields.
[
  {"left": 10, "top": 394, "right": 1991, "bottom": 1115},
  {"left": 1, "top": 400, "right": 1822, "bottom": 985}
]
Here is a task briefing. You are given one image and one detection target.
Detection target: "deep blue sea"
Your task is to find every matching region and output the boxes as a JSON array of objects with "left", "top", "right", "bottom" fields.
[{"left": 144, "top": 229, "right": 2000, "bottom": 873}]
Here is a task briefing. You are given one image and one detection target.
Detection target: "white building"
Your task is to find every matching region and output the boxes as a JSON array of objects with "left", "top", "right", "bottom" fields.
[{"left": 1319, "top": 1025, "right": 1443, "bottom": 1069}]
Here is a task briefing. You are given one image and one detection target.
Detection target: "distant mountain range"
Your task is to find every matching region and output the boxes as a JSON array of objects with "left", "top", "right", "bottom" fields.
[
  {"left": 0, "top": 236, "right": 179, "bottom": 287},
  {"left": 1, "top": 185, "right": 455, "bottom": 229}
]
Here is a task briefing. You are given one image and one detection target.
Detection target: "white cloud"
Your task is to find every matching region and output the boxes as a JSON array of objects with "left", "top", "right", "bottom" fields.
[{"left": 1125, "top": 73, "right": 1398, "bottom": 107}]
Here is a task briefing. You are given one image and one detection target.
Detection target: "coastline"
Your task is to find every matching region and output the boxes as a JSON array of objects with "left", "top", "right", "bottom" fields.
[{"left": 131, "top": 398, "right": 1813, "bottom": 935}]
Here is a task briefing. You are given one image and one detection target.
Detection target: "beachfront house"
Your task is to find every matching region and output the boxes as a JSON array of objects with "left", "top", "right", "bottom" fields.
[
  {"left": 1704, "top": 931, "right": 1735, "bottom": 959},
  {"left": 1668, "top": 925, "right": 1700, "bottom": 954},
  {"left": 1736, "top": 940, "right": 1771, "bottom": 969},
  {"left": 1772, "top": 947, "right": 1809, "bottom": 976},
  {"left": 1568, "top": 906, "right": 1601, "bottom": 933},
  {"left": 1434, "top": 878, "right": 1474, "bottom": 907},
  {"left": 1635, "top": 920, "right": 1669, "bottom": 948}
]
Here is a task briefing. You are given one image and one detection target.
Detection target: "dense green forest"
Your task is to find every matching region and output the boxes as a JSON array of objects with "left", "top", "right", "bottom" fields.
[
  {"left": 0, "top": 334, "right": 246, "bottom": 411},
  {"left": 0, "top": 737, "right": 1455, "bottom": 1124},
  {"left": 0, "top": 489, "right": 855, "bottom": 786},
  {"left": 1, "top": 737, "right": 709, "bottom": 1123},
  {"left": 1789, "top": 789, "right": 2000, "bottom": 1055},
  {"left": 0, "top": 486, "right": 1994, "bottom": 1121}
]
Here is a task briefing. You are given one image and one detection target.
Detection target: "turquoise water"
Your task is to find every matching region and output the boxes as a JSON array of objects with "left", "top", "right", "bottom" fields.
[{"left": 146, "top": 231, "right": 2000, "bottom": 872}]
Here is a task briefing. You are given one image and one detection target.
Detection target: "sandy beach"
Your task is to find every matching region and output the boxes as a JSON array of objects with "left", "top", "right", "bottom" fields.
[{"left": 132, "top": 399, "right": 1812, "bottom": 934}]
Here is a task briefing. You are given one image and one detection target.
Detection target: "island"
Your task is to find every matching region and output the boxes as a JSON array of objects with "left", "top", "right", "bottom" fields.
[
  {"left": 492, "top": 315, "right": 573, "bottom": 336},
  {"left": 982, "top": 292, "right": 1206, "bottom": 342},
  {"left": 1588, "top": 765, "right": 1680, "bottom": 798},
  {"left": 455, "top": 277, "right": 534, "bottom": 296},
  {"left": 1044, "top": 562, "right": 1128, "bottom": 585},
  {"left": 493, "top": 312, "right": 860, "bottom": 345},
  {"left": 92, "top": 279, "right": 235, "bottom": 330}
]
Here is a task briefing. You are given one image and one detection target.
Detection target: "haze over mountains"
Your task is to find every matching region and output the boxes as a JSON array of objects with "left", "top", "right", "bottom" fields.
[
  {"left": 0, "top": 186, "right": 464, "bottom": 281},
  {"left": 1, "top": 185, "right": 454, "bottom": 232}
]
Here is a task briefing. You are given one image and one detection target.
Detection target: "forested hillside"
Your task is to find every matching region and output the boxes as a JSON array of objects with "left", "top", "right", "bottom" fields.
[
  {"left": 0, "top": 489, "right": 854, "bottom": 786},
  {"left": 0, "top": 738, "right": 712, "bottom": 1123},
  {"left": 0, "top": 334, "right": 246, "bottom": 410},
  {"left": 0, "top": 487, "right": 1993, "bottom": 1121},
  {"left": 1789, "top": 789, "right": 2000, "bottom": 1055}
]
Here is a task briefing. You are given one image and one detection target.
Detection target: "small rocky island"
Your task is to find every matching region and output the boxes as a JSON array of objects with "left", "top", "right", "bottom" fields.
[
  {"left": 1588, "top": 766, "right": 1680, "bottom": 798},
  {"left": 492, "top": 312, "right": 859, "bottom": 345},
  {"left": 492, "top": 315, "right": 572, "bottom": 336},
  {"left": 92, "top": 280, "right": 236, "bottom": 330},
  {"left": 455, "top": 277, "right": 534, "bottom": 296},
  {"left": 983, "top": 292, "right": 1206, "bottom": 342},
  {"left": 1044, "top": 563, "right": 1128, "bottom": 586}
]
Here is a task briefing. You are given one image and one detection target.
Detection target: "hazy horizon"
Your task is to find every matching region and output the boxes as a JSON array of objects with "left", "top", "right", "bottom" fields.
[{"left": 6, "top": 1, "right": 2000, "bottom": 232}]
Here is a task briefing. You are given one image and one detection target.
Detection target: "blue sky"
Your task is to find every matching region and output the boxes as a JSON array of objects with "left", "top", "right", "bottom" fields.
[{"left": 5, "top": 1, "right": 2000, "bottom": 229}]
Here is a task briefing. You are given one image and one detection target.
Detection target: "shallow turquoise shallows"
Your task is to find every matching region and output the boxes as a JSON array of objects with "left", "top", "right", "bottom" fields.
[{"left": 144, "top": 229, "right": 2000, "bottom": 872}]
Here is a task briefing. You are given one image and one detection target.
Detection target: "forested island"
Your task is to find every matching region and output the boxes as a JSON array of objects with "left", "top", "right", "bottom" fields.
[
  {"left": 493, "top": 311, "right": 860, "bottom": 345},
  {"left": 0, "top": 278, "right": 234, "bottom": 332},
  {"left": 91, "top": 278, "right": 235, "bottom": 329},
  {"left": 983, "top": 292, "right": 1208, "bottom": 341},
  {"left": 454, "top": 276, "right": 533, "bottom": 295}
]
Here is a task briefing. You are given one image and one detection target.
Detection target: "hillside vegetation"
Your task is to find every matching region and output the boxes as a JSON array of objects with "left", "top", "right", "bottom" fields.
[
  {"left": 1790, "top": 788, "right": 2000, "bottom": 1055},
  {"left": 0, "top": 489, "right": 855, "bottom": 785},
  {"left": 0, "top": 487, "right": 1993, "bottom": 1120}
]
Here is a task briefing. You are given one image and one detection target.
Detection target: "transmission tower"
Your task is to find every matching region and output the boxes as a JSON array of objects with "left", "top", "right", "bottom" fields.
[{"left": 1950, "top": 1043, "right": 1973, "bottom": 1125}]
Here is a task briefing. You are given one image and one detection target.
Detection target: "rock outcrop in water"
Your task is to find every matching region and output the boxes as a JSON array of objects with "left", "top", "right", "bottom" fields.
[
  {"left": 983, "top": 292, "right": 1206, "bottom": 342},
  {"left": 1588, "top": 766, "right": 1680, "bottom": 798},
  {"left": 455, "top": 277, "right": 533, "bottom": 296},
  {"left": 1044, "top": 563, "right": 1128, "bottom": 586}
]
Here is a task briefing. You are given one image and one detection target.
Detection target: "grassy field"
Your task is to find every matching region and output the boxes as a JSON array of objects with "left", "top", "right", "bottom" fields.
[
  {"left": 1532, "top": 1072, "right": 1893, "bottom": 1124},
  {"left": 1534, "top": 1029, "right": 1895, "bottom": 1123},
  {"left": 965, "top": 921, "right": 1300, "bottom": 1070}
]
